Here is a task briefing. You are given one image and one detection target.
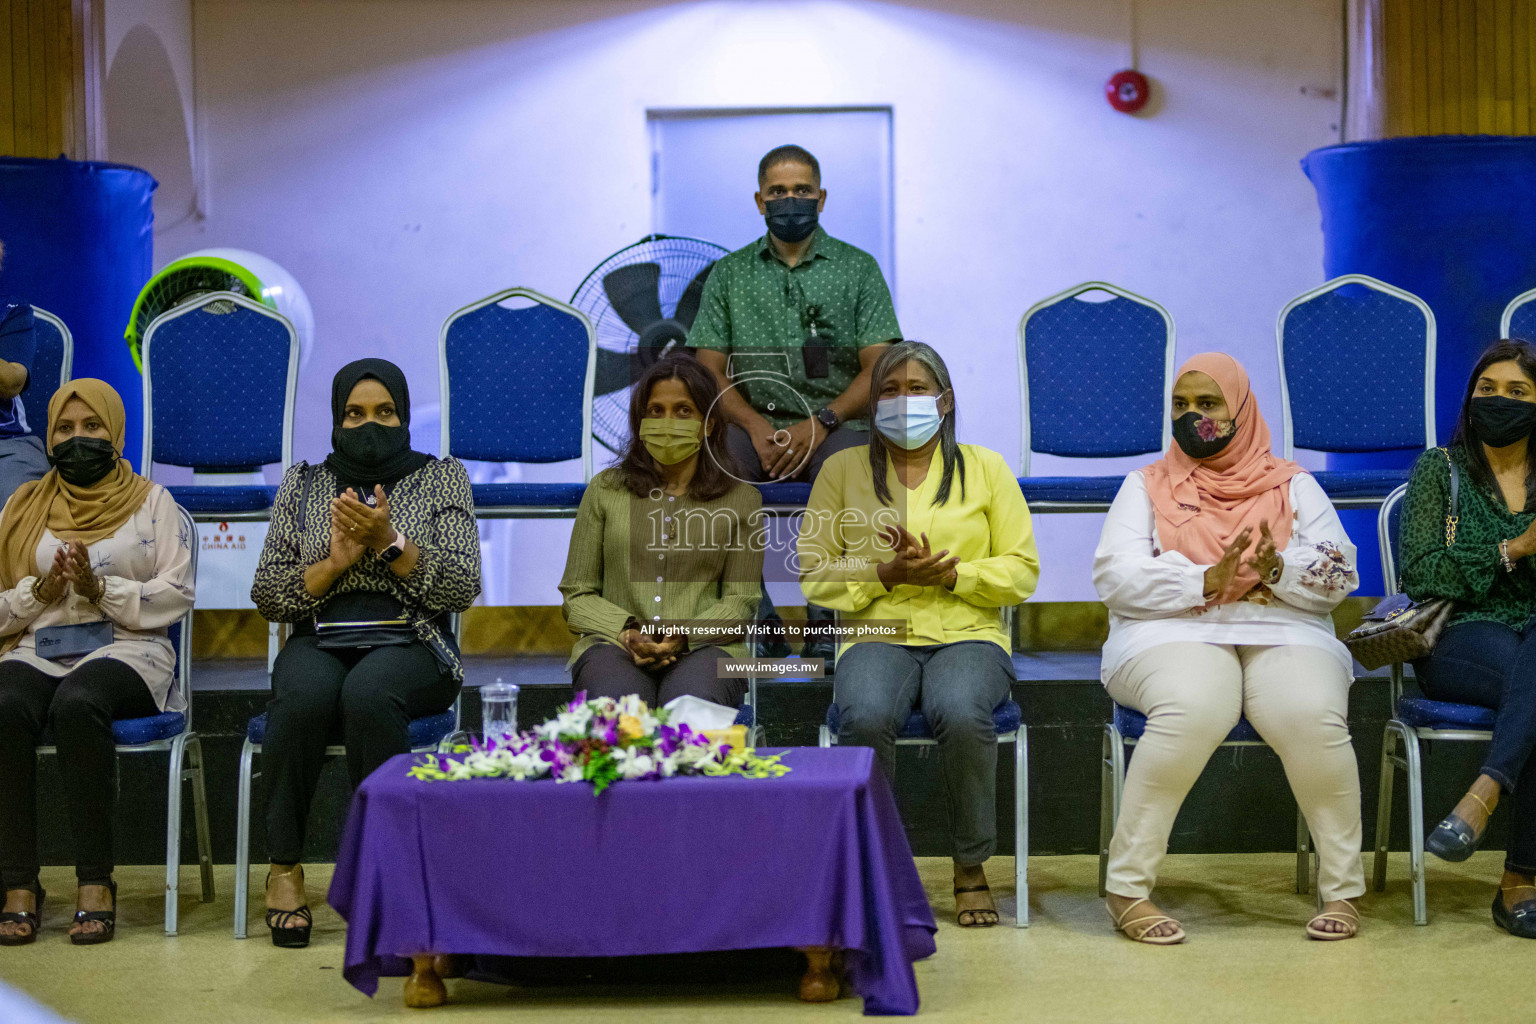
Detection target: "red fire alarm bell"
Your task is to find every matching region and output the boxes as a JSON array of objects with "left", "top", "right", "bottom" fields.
[{"left": 1106, "top": 69, "right": 1150, "bottom": 113}]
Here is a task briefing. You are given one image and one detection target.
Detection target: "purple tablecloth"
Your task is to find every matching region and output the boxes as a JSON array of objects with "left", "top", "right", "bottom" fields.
[{"left": 329, "top": 746, "right": 937, "bottom": 1015}]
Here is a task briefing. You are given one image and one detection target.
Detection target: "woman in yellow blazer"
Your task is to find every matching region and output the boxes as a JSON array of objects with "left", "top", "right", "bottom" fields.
[{"left": 798, "top": 340, "right": 1039, "bottom": 928}]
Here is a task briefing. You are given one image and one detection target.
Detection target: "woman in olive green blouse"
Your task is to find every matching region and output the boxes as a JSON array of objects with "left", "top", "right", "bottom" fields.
[
  {"left": 1402, "top": 339, "right": 1536, "bottom": 939},
  {"left": 559, "top": 356, "right": 763, "bottom": 708}
]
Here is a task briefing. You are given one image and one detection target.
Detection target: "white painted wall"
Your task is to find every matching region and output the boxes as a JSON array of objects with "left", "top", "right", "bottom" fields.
[
  {"left": 144, "top": 0, "right": 1342, "bottom": 604},
  {"left": 104, "top": 0, "right": 199, "bottom": 229}
]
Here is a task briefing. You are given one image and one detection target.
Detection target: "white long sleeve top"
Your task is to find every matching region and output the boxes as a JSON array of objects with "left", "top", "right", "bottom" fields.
[
  {"left": 0, "top": 484, "right": 194, "bottom": 711},
  {"left": 1093, "top": 470, "right": 1358, "bottom": 685}
]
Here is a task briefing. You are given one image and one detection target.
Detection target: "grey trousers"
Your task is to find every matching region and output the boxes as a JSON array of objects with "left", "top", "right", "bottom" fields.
[
  {"left": 723, "top": 423, "right": 867, "bottom": 483},
  {"left": 0, "top": 435, "right": 47, "bottom": 507},
  {"left": 834, "top": 640, "right": 1013, "bottom": 865}
]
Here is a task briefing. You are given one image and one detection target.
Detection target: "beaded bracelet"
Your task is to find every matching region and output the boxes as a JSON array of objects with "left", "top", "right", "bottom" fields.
[{"left": 1500, "top": 539, "right": 1516, "bottom": 574}]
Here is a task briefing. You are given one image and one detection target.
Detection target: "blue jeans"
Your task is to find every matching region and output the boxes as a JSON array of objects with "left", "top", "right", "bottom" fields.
[
  {"left": 1416, "top": 618, "right": 1536, "bottom": 873},
  {"left": 833, "top": 640, "right": 1013, "bottom": 865}
]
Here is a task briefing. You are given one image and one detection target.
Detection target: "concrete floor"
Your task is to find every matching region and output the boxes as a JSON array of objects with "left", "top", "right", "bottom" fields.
[{"left": 0, "top": 852, "right": 1528, "bottom": 1023}]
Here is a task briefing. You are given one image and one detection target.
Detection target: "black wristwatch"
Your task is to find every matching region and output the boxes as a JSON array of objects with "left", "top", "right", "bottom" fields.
[
  {"left": 814, "top": 406, "right": 840, "bottom": 431},
  {"left": 378, "top": 530, "right": 407, "bottom": 565}
]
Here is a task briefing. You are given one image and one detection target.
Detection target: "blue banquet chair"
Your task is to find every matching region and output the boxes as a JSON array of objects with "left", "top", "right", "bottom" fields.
[
  {"left": 233, "top": 616, "right": 464, "bottom": 938},
  {"left": 1500, "top": 286, "right": 1536, "bottom": 343},
  {"left": 35, "top": 503, "right": 212, "bottom": 935},
  {"left": 1015, "top": 281, "right": 1175, "bottom": 512},
  {"left": 817, "top": 641, "right": 1029, "bottom": 928},
  {"left": 439, "top": 287, "right": 596, "bottom": 518},
  {"left": 1099, "top": 704, "right": 1317, "bottom": 901},
  {"left": 23, "top": 306, "right": 73, "bottom": 437},
  {"left": 1371, "top": 483, "right": 1494, "bottom": 925},
  {"left": 1276, "top": 275, "right": 1435, "bottom": 507},
  {"left": 140, "top": 291, "right": 298, "bottom": 522}
]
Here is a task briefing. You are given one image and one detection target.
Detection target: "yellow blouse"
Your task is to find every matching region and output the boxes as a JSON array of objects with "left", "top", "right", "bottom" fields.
[{"left": 798, "top": 444, "right": 1039, "bottom": 651}]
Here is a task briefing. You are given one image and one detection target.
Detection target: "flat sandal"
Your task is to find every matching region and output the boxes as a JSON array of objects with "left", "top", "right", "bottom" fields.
[
  {"left": 1108, "top": 896, "right": 1186, "bottom": 945},
  {"left": 1306, "top": 901, "right": 1360, "bottom": 941}
]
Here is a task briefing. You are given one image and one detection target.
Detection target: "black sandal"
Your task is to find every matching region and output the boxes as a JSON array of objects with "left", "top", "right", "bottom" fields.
[
  {"left": 954, "top": 884, "right": 998, "bottom": 928},
  {"left": 265, "top": 871, "right": 312, "bottom": 949},
  {"left": 0, "top": 881, "right": 45, "bottom": 947},
  {"left": 70, "top": 880, "right": 116, "bottom": 946}
]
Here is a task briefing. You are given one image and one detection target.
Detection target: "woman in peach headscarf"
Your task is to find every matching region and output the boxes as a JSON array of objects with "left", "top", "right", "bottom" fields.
[
  {"left": 0, "top": 381, "right": 193, "bottom": 947},
  {"left": 1093, "top": 353, "right": 1363, "bottom": 944}
]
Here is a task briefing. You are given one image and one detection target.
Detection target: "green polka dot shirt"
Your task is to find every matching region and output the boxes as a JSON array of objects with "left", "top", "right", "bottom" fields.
[
  {"left": 1400, "top": 445, "right": 1536, "bottom": 630},
  {"left": 687, "top": 227, "right": 901, "bottom": 431}
]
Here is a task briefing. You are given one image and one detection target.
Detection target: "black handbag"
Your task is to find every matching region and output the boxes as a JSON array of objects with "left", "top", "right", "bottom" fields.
[
  {"left": 1343, "top": 449, "right": 1458, "bottom": 671},
  {"left": 301, "top": 466, "right": 416, "bottom": 651}
]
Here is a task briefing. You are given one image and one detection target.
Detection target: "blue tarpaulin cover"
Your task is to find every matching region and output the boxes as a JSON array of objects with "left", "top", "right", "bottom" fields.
[
  {"left": 1303, "top": 136, "right": 1536, "bottom": 591},
  {"left": 0, "top": 157, "right": 155, "bottom": 468}
]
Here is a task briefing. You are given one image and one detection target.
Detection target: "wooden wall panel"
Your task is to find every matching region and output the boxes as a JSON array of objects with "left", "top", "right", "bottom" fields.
[
  {"left": 1380, "top": 0, "right": 1536, "bottom": 137},
  {"left": 0, "top": 0, "right": 88, "bottom": 158}
]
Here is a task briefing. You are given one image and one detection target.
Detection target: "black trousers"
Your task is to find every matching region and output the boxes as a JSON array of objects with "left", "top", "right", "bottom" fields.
[
  {"left": 572, "top": 644, "right": 744, "bottom": 708},
  {"left": 263, "top": 635, "right": 459, "bottom": 864},
  {"left": 0, "top": 657, "right": 158, "bottom": 889}
]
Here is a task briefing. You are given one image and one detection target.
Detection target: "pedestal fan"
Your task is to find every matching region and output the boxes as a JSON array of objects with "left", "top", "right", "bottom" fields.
[{"left": 570, "top": 235, "right": 728, "bottom": 453}]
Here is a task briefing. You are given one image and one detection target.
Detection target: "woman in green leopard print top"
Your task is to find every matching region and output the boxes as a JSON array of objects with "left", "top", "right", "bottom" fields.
[
  {"left": 1402, "top": 340, "right": 1536, "bottom": 939},
  {"left": 250, "top": 359, "right": 480, "bottom": 948}
]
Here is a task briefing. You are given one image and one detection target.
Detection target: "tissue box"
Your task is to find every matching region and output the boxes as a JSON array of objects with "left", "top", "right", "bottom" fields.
[{"left": 702, "top": 725, "right": 748, "bottom": 752}]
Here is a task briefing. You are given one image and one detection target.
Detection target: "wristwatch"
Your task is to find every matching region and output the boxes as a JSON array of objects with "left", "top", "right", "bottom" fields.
[
  {"left": 814, "top": 406, "right": 840, "bottom": 431},
  {"left": 378, "top": 530, "right": 408, "bottom": 564}
]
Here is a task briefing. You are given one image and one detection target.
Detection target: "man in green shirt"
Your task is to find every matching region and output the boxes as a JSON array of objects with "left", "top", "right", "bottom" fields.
[
  {"left": 689, "top": 145, "right": 901, "bottom": 658},
  {"left": 690, "top": 145, "right": 901, "bottom": 483}
]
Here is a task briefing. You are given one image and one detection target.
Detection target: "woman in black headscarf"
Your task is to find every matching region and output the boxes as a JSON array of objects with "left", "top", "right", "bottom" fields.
[{"left": 251, "top": 359, "right": 480, "bottom": 948}]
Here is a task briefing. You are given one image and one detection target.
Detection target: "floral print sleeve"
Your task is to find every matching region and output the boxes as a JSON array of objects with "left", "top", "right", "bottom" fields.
[{"left": 1266, "top": 474, "right": 1359, "bottom": 613}]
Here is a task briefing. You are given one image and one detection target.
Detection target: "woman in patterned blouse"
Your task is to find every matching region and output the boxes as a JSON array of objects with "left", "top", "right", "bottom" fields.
[
  {"left": 251, "top": 359, "right": 480, "bottom": 948},
  {"left": 1403, "top": 339, "right": 1536, "bottom": 939}
]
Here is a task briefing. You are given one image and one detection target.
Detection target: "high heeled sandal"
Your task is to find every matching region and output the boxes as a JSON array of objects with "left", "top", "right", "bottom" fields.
[
  {"left": 1305, "top": 901, "right": 1360, "bottom": 941},
  {"left": 69, "top": 879, "right": 116, "bottom": 946},
  {"left": 0, "top": 881, "right": 45, "bottom": 947},
  {"left": 1493, "top": 885, "right": 1536, "bottom": 939},
  {"left": 953, "top": 885, "right": 998, "bottom": 928},
  {"left": 265, "top": 870, "right": 312, "bottom": 949},
  {"left": 1108, "top": 896, "right": 1186, "bottom": 945},
  {"left": 1426, "top": 790, "right": 1494, "bottom": 863}
]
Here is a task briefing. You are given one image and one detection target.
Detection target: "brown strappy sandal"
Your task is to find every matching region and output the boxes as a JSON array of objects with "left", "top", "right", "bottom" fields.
[
  {"left": 953, "top": 885, "right": 999, "bottom": 928},
  {"left": 1108, "top": 897, "right": 1186, "bottom": 945}
]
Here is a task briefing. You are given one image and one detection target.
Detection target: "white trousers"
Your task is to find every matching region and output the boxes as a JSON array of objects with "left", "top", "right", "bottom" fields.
[{"left": 1105, "top": 642, "right": 1366, "bottom": 903}]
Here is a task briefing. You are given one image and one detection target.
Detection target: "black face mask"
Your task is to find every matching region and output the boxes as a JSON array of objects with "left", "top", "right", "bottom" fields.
[
  {"left": 333, "top": 421, "right": 411, "bottom": 469},
  {"left": 1470, "top": 395, "right": 1536, "bottom": 448},
  {"left": 764, "top": 196, "right": 819, "bottom": 244},
  {"left": 48, "top": 436, "right": 119, "bottom": 488},
  {"left": 1172, "top": 411, "right": 1236, "bottom": 460}
]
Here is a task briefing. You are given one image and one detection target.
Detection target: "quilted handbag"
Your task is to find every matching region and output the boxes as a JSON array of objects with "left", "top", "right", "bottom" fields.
[{"left": 1344, "top": 449, "right": 1457, "bottom": 671}]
